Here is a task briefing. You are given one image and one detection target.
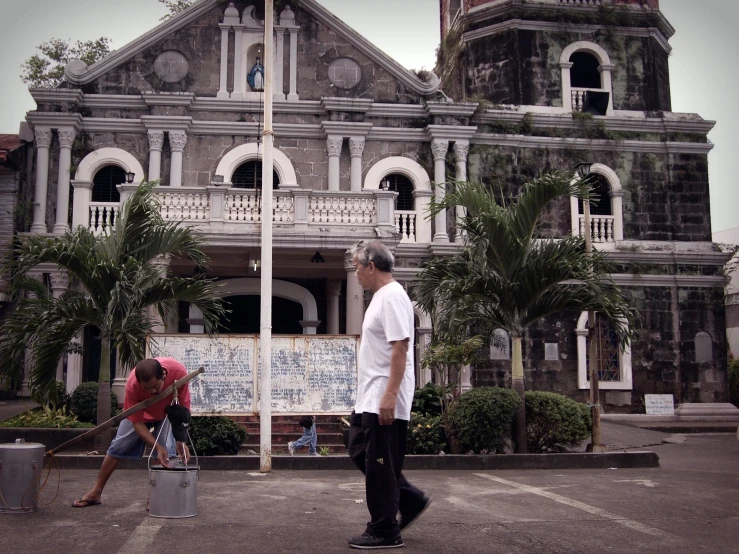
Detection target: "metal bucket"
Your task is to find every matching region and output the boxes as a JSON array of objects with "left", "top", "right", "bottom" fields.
[
  {"left": 148, "top": 463, "right": 199, "bottom": 519},
  {"left": 0, "top": 439, "right": 45, "bottom": 514}
]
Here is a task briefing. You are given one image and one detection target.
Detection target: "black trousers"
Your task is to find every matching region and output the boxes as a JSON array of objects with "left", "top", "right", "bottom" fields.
[{"left": 348, "top": 411, "right": 427, "bottom": 538}]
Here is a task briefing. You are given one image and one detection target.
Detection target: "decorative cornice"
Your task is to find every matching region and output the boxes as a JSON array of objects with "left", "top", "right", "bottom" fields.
[
  {"left": 79, "top": 94, "right": 148, "bottom": 109},
  {"left": 472, "top": 133, "right": 714, "bottom": 154},
  {"left": 275, "top": 123, "right": 323, "bottom": 139},
  {"left": 29, "top": 88, "right": 83, "bottom": 106},
  {"left": 189, "top": 121, "right": 260, "bottom": 135},
  {"left": 365, "top": 104, "right": 427, "bottom": 118},
  {"left": 462, "top": 19, "right": 672, "bottom": 54},
  {"left": 426, "top": 124, "right": 478, "bottom": 142},
  {"left": 141, "top": 92, "right": 196, "bottom": 108},
  {"left": 321, "top": 97, "right": 373, "bottom": 113},
  {"left": 81, "top": 118, "right": 146, "bottom": 133},
  {"left": 192, "top": 98, "right": 323, "bottom": 114},
  {"left": 609, "top": 274, "right": 726, "bottom": 288},
  {"left": 321, "top": 121, "right": 373, "bottom": 137},
  {"left": 140, "top": 115, "right": 193, "bottom": 132},
  {"left": 425, "top": 101, "right": 479, "bottom": 118},
  {"left": 26, "top": 112, "right": 83, "bottom": 130},
  {"left": 366, "top": 128, "right": 427, "bottom": 142}
]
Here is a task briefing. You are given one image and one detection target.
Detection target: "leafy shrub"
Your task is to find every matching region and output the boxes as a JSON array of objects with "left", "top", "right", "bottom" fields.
[
  {"left": 447, "top": 387, "right": 521, "bottom": 453},
  {"left": 188, "top": 416, "right": 247, "bottom": 456},
  {"left": 729, "top": 359, "right": 739, "bottom": 408},
  {"left": 32, "top": 381, "right": 70, "bottom": 409},
  {"left": 525, "top": 391, "right": 592, "bottom": 453},
  {"left": 406, "top": 412, "right": 447, "bottom": 454},
  {"left": 412, "top": 382, "right": 446, "bottom": 416},
  {"left": 69, "top": 382, "right": 119, "bottom": 424},
  {"left": 0, "top": 405, "right": 93, "bottom": 428}
]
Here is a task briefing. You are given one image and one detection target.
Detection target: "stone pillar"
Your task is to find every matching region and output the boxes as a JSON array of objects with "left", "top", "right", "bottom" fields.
[
  {"left": 71, "top": 181, "right": 92, "bottom": 229},
  {"left": 147, "top": 131, "right": 164, "bottom": 182},
  {"left": 460, "top": 364, "right": 472, "bottom": 393},
  {"left": 232, "top": 25, "right": 244, "bottom": 100},
  {"left": 299, "top": 320, "right": 320, "bottom": 335},
  {"left": 431, "top": 139, "right": 449, "bottom": 243},
  {"left": 168, "top": 131, "right": 187, "bottom": 187},
  {"left": 53, "top": 127, "right": 76, "bottom": 235},
  {"left": 453, "top": 140, "right": 469, "bottom": 244},
  {"left": 327, "top": 136, "right": 343, "bottom": 192},
  {"left": 150, "top": 254, "right": 171, "bottom": 334},
  {"left": 66, "top": 333, "right": 83, "bottom": 395},
  {"left": 416, "top": 328, "right": 433, "bottom": 386},
  {"left": 326, "top": 280, "right": 342, "bottom": 334},
  {"left": 217, "top": 24, "right": 231, "bottom": 99},
  {"left": 287, "top": 27, "right": 299, "bottom": 101},
  {"left": 344, "top": 250, "right": 364, "bottom": 336},
  {"left": 414, "top": 190, "right": 434, "bottom": 244},
  {"left": 30, "top": 127, "right": 52, "bottom": 234},
  {"left": 349, "top": 137, "right": 365, "bottom": 192},
  {"left": 599, "top": 63, "right": 615, "bottom": 115},
  {"left": 49, "top": 270, "right": 69, "bottom": 382},
  {"left": 612, "top": 189, "right": 624, "bottom": 241},
  {"left": 274, "top": 28, "right": 285, "bottom": 101},
  {"left": 560, "top": 61, "right": 574, "bottom": 111}
]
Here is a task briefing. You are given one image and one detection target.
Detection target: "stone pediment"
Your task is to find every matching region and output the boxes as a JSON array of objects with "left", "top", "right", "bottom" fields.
[{"left": 63, "top": 0, "right": 439, "bottom": 99}]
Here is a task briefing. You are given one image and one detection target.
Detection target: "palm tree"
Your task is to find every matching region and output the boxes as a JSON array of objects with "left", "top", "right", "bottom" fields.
[
  {"left": 0, "top": 181, "right": 226, "bottom": 433},
  {"left": 414, "top": 172, "right": 638, "bottom": 453}
]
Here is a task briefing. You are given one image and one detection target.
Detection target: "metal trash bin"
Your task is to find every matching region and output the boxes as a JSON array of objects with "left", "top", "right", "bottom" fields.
[
  {"left": 148, "top": 460, "right": 199, "bottom": 519},
  {"left": 0, "top": 439, "right": 45, "bottom": 514}
]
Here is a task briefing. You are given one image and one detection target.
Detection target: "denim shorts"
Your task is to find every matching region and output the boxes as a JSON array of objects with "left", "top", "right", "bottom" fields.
[{"left": 107, "top": 418, "right": 177, "bottom": 460}]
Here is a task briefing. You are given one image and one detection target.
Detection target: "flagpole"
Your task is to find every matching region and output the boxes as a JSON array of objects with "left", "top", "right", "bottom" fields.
[{"left": 260, "top": 0, "right": 274, "bottom": 473}]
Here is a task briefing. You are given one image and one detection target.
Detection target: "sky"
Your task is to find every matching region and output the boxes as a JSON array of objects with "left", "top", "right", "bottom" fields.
[{"left": 0, "top": 0, "right": 735, "bottom": 232}]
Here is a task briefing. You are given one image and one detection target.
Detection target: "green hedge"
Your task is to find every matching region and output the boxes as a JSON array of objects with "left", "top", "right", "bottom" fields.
[
  {"left": 32, "top": 381, "right": 70, "bottom": 410},
  {"left": 525, "top": 391, "right": 592, "bottom": 453},
  {"left": 411, "top": 382, "right": 445, "bottom": 416},
  {"left": 406, "top": 412, "right": 446, "bottom": 454},
  {"left": 69, "top": 382, "right": 119, "bottom": 424},
  {"left": 447, "top": 387, "right": 521, "bottom": 453},
  {"left": 188, "top": 416, "right": 248, "bottom": 456}
]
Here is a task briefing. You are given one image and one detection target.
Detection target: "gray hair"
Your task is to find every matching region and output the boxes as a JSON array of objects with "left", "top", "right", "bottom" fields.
[{"left": 352, "top": 240, "right": 394, "bottom": 273}]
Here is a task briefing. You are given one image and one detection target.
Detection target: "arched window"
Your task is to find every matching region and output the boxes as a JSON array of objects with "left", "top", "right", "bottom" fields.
[
  {"left": 92, "top": 165, "right": 125, "bottom": 203},
  {"left": 570, "top": 52, "right": 601, "bottom": 89},
  {"left": 577, "top": 312, "right": 632, "bottom": 390},
  {"left": 578, "top": 174, "right": 612, "bottom": 216},
  {"left": 232, "top": 160, "right": 280, "bottom": 189},
  {"left": 383, "top": 173, "right": 415, "bottom": 211}
]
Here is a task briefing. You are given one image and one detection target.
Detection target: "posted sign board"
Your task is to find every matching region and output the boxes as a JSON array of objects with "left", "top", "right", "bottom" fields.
[{"left": 644, "top": 394, "right": 675, "bottom": 415}]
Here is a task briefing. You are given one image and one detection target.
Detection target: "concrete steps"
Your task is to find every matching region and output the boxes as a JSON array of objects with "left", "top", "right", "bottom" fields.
[{"left": 228, "top": 414, "right": 349, "bottom": 454}]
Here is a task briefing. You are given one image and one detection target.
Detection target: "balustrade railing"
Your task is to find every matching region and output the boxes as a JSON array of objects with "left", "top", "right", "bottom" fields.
[
  {"left": 158, "top": 190, "right": 210, "bottom": 221},
  {"left": 89, "top": 202, "right": 119, "bottom": 235},
  {"left": 580, "top": 214, "right": 615, "bottom": 243},
  {"left": 308, "top": 194, "right": 375, "bottom": 225},
  {"left": 395, "top": 210, "right": 417, "bottom": 243}
]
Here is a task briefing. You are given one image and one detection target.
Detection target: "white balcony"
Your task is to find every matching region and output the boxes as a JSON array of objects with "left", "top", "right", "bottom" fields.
[
  {"left": 580, "top": 214, "right": 616, "bottom": 243},
  {"left": 72, "top": 183, "right": 432, "bottom": 244}
]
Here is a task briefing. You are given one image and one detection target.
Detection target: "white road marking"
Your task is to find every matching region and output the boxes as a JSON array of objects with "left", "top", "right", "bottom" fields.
[
  {"left": 116, "top": 518, "right": 161, "bottom": 554},
  {"left": 474, "top": 473, "right": 673, "bottom": 539},
  {"left": 614, "top": 479, "right": 658, "bottom": 488}
]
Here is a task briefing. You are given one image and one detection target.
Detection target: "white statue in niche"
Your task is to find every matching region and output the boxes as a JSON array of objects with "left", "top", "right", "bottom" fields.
[{"left": 247, "top": 57, "right": 264, "bottom": 91}]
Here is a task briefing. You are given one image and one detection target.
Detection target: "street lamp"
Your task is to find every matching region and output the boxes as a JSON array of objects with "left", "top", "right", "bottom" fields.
[
  {"left": 124, "top": 171, "right": 135, "bottom": 184},
  {"left": 575, "top": 161, "right": 604, "bottom": 453},
  {"left": 381, "top": 179, "right": 390, "bottom": 191}
]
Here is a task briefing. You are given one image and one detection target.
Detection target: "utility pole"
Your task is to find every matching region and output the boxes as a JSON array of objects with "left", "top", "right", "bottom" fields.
[
  {"left": 576, "top": 162, "right": 605, "bottom": 454},
  {"left": 260, "top": 0, "right": 274, "bottom": 473}
]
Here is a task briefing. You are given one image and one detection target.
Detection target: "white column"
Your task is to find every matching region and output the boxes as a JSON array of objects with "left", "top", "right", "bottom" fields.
[
  {"left": 53, "top": 127, "right": 76, "bottom": 234},
  {"left": 30, "top": 127, "right": 52, "bottom": 234},
  {"left": 218, "top": 24, "right": 231, "bottom": 99},
  {"left": 66, "top": 333, "right": 83, "bottom": 395},
  {"left": 414, "top": 190, "right": 434, "bottom": 244},
  {"left": 599, "top": 63, "right": 615, "bottom": 115},
  {"left": 345, "top": 251, "right": 364, "bottom": 336},
  {"left": 274, "top": 28, "right": 285, "bottom": 101},
  {"left": 49, "top": 270, "right": 69, "bottom": 382},
  {"left": 349, "top": 137, "right": 364, "bottom": 192},
  {"left": 327, "top": 136, "right": 342, "bottom": 192},
  {"left": 431, "top": 139, "right": 449, "bottom": 243},
  {"left": 612, "top": 189, "right": 624, "bottom": 241},
  {"left": 147, "top": 131, "right": 164, "bottom": 181},
  {"left": 188, "top": 304, "right": 205, "bottom": 334},
  {"left": 326, "top": 280, "right": 342, "bottom": 334},
  {"left": 71, "top": 181, "right": 92, "bottom": 229},
  {"left": 232, "top": 25, "right": 244, "bottom": 100},
  {"left": 560, "top": 61, "right": 573, "bottom": 111},
  {"left": 168, "top": 131, "right": 187, "bottom": 187},
  {"left": 453, "top": 140, "right": 469, "bottom": 244},
  {"left": 287, "top": 28, "right": 299, "bottom": 101}
]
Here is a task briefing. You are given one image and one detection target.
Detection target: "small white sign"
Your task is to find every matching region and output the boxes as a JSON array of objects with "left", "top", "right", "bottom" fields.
[
  {"left": 544, "top": 343, "right": 559, "bottom": 361},
  {"left": 644, "top": 394, "right": 675, "bottom": 415}
]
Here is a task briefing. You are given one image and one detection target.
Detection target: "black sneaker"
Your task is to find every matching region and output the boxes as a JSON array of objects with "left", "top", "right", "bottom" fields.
[
  {"left": 399, "top": 496, "right": 432, "bottom": 532},
  {"left": 348, "top": 533, "right": 404, "bottom": 549}
]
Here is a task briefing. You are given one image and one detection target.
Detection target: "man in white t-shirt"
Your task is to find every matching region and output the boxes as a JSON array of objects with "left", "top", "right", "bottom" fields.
[{"left": 347, "top": 240, "right": 431, "bottom": 550}]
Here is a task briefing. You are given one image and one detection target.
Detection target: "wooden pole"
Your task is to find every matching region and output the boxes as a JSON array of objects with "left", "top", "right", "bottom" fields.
[{"left": 46, "top": 367, "right": 204, "bottom": 457}]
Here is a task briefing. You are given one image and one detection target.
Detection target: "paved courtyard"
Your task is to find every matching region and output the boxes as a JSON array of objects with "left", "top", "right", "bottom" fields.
[{"left": 1, "top": 432, "right": 737, "bottom": 553}]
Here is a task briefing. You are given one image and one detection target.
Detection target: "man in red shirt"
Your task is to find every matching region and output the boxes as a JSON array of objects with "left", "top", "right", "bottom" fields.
[{"left": 72, "top": 358, "right": 191, "bottom": 508}]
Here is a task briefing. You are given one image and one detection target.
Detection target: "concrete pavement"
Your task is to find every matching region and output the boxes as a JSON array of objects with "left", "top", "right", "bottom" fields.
[{"left": 1, "top": 432, "right": 737, "bottom": 553}]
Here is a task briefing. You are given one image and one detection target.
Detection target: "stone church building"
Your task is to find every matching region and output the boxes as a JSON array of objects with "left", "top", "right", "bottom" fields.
[{"left": 11, "top": 0, "right": 730, "bottom": 411}]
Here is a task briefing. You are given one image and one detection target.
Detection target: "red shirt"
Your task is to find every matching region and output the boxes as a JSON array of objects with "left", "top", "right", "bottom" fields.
[{"left": 124, "top": 358, "right": 191, "bottom": 423}]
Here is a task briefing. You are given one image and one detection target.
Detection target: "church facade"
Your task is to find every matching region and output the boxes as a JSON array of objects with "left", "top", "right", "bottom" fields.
[{"left": 18, "top": 0, "right": 730, "bottom": 411}]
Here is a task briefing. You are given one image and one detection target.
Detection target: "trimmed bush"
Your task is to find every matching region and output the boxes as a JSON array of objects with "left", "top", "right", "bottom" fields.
[
  {"left": 69, "top": 382, "right": 119, "bottom": 424},
  {"left": 447, "top": 387, "right": 521, "bottom": 453},
  {"left": 525, "top": 391, "right": 592, "bottom": 453},
  {"left": 412, "top": 382, "right": 445, "bottom": 416},
  {"left": 188, "top": 416, "right": 247, "bottom": 456},
  {"left": 729, "top": 359, "right": 739, "bottom": 408},
  {"left": 32, "top": 380, "right": 70, "bottom": 409},
  {"left": 406, "top": 412, "right": 446, "bottom": 454}
]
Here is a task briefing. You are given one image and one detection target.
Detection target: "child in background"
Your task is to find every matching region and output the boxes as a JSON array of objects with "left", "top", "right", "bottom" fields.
[{"left": 288, "top": 415, "right": 318, "bottom": 456}]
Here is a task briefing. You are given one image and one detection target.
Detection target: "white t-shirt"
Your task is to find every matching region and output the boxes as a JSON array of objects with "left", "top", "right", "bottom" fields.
[{"left": 354, "top": 281, "right": 415, "bottom": 421}]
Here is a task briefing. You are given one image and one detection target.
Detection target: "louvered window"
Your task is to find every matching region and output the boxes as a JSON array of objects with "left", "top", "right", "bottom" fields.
[
  {"left": 232, "top": 160, "right": 280, "bottom": 189},
  {"left": 92, "top": 165, "right": 125, "bottom": 202},
  {"left": 383, "top": 174, "right": 414, "bottom": 211}
]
